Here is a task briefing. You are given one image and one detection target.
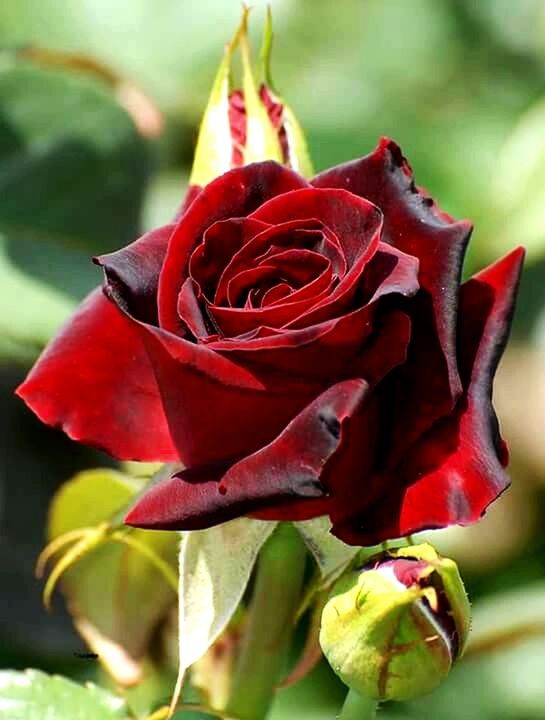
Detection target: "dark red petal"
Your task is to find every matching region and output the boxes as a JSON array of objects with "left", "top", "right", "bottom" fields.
[
  {"left": 229, "top": 250, "right": 333, "bottom": 310},
  {"left": 252, "top": 309, "right": 412, "bottom": 523},
  {"left": 124, "top": 379, "right": 369, "bottom": 531},
  {"left": 15, "top": 289, "right": 177, "bottom": 462},
  {"left": 213, "top": 219, "right": 342, "bottom": 305},
  {"left": 246, "top": 190, "right": 384, "bottom": 330},
  {"left": 346, "top": 309, "right": 413, "bottom": 387},
  {"left": 225, "top": 250, "right": 328, "bottom": 306},
  {"left": 134, "top": 322, "right": 320, "bottom": 467},
  {"left": 211, "top": 306, "right": 374, "bottom": 380},
  {"left": 265, "top": 265, "right": 332, "bottom": 308},
  {"left": 190, "top": 217, "right": 270, "bottom": 302},
  {"left": 313, "top": 138, "right": 472, "bottom": 452},
  {"left": 177, "top": 277, "right": 211, "bottom": 339},
  {"left": 286, "top": 241, "right": 417, "bottom": 331},
  {"left": 207, "top": 252, "right": 332, "bottom": 336},
  {"left": 332, "top": 247, "right": 525, "bottom": 545},
  {"left": 250, "top": 187, "right": 382, "bottom": 267},
  {"left": 210, "top": 243, "right": 419, "bottom": 381},
  {"left": 95, "top": 224, "right": 175, "bottom": 325},
  {"left": 159, "top": 162, "right": 309, "bottom": 333},
  {"left": 260, "top": 283, "right": 292, "bottom": 306},
  {"left": 96, "top": 246, "right": 322, "bottom": 468}
]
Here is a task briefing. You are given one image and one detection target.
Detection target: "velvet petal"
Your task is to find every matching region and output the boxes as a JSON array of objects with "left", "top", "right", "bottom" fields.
[
  {"left": 16, "top": 289, "right": 177, "bottom": 462},
  {"left": 313, "top": 138, "right": 472, "bottom": 453},
  {"left": 190, "top": 217, "right": 270, "bottom": 302},
  {"left": 125, "top": 379, "right": 370, "bottom": 531},
  {"left": 136, "top": 323, "right": 320, "bottom": 467},
  {"left": 95, "top": 224, "right": 176, "bottom": 325},
  {"left": 251, "top": 309, "right": 412, "bottom": 523},
  {"left": 98, "top": 232, "right": 323, "bottom": 469},
  {"left": 332, "top": 247, "right": 525, "bottom": 545}
]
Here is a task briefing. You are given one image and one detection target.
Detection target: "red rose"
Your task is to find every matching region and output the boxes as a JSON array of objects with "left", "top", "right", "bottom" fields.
[{"left": 16, "top": 139, "right": 524, "bottom": 545}]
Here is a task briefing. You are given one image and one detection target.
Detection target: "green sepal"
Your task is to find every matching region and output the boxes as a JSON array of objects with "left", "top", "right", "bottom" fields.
[
  {"left": 257, "top": 8, "right": 314, "bottom": 178},
  {"left": 319, "top": 543, "right": 470, "bottom": 702},
  {"left": 188, "top": 15, "right": 244, "bottom": 186},
  {"left": 240, "top": 10, "right": 283, "bottom": 166}
]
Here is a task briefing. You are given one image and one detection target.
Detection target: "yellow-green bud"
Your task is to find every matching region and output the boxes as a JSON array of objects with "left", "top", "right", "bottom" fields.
[
  {"left": 319, "top": 543, "right": 470, "bottom": 702},
  {"left": 189, "top": 7, "right": 313, "bottom": 188}
]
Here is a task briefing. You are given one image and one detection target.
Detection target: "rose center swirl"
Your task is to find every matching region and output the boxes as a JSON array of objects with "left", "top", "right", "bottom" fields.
[{"left": 179, "top": 217, "right": 348, "bottom": 339}]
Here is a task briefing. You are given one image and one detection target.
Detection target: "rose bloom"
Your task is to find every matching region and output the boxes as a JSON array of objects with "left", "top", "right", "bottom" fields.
[{"left": 17, "top": 139, "right": 523, "bottom": 545}]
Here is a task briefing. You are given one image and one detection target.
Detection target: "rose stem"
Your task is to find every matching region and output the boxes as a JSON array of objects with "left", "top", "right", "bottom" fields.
[
  {"left": 225, "top": 522, "right": 307, "bottom": 720},
  {"left": 338, "top": 689, "right": 379, "bottom": 720}
]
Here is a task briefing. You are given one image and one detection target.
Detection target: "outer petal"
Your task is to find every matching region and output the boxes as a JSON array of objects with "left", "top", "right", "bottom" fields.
[
  {"left": 15, "top": 289, "right": 177, "bottom": 462},
  {"left": 95, "top": 224, "right": 176, "bottom": 325},
  {"left": 158, "top": 161, "right": 310, "bottom": 334},
  {"left": 125, "top": 379, "right": 369, "bottom": 531},
  {"left": 252, "top": 309, "right": 412, "bottom": 522},
  {"left": 136, "top": 323, "right": 320, "bottom": 467},
  {"left": 313, "top": 138, "right": 472, "bottom": 454},
  {"left": 332, "top": 247, "right": 525, "bottom": 545}
]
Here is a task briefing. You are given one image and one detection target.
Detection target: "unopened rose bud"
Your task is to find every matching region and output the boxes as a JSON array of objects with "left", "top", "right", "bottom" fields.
[
  {"left": 319, "top": 543, "right": 470, "bottom": 702},
  {"left": 189, "top": 7, "right": 313, "bottom": 187}
]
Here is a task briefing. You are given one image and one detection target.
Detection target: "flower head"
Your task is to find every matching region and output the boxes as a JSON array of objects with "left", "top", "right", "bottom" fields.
[
  {"left": 319, "top": 543, "right": 470, "bottom": 700},
  {"left": 16, "top": 13, "right": 524, "bottom": 546}
]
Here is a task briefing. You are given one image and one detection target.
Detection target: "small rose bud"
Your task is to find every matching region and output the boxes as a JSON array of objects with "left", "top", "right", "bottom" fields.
[
  {"left": 189, "top": 7, "right": 313, "bottom": 187},
  {"left": 319, "top": 543, "right": 470, "bottom": 702}
]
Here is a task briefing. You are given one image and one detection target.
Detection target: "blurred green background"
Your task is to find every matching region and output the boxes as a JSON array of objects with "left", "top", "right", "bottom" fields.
[{"left": 1, "top": 0, "right": 545, "bottom": 718}]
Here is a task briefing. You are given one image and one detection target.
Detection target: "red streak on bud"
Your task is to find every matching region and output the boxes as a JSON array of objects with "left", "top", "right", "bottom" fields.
[
  {"left": 387, "top": 558, "right": 430, "bottom": 587},
  {"left": 260, "top": 84, "right": 289, "bottom": 162},
  {"left": 227, "top": 85, "right": 288, "bottom": 167},
  {"left": 228, "top": 90, "right": 246, "bottom": 166}
]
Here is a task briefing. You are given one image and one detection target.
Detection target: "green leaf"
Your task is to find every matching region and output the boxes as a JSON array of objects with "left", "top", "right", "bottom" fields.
[
  {"left": 294, "top": 517, "right": 359, "bottom": 584},
  {"left": 46, "top": 469, "right": 178, "bottom": 686},
  {"left": 0, "top": 55, "right": 150, "bottom": 250},
  {"left": 0, "top": 236, "right": 75, "bottom": 363},
  {"left": 48, "top": 469, "right": 143, "bottom": 534},
  {"left": 0, "top": 52, "right": 152, "bottom": 363},
  {"left": 0, "top": 669, "right": 129, "bottom": 720},
  {"left": 177, "top": 519, "right": 277, "bottom": 675}
]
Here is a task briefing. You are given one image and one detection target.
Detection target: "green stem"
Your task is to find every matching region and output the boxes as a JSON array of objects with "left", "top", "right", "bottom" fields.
[
  {"left": 338, "top": 689, "right": 378, "bottom": 720},
  {"left": 225, "top": 523, "right": 307, "bottom": 720}
]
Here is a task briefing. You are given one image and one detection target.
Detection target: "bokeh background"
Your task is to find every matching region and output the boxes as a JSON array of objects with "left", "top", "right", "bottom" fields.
[{"left": 1, "top": 1, "right": 545, "bottom": 718}]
